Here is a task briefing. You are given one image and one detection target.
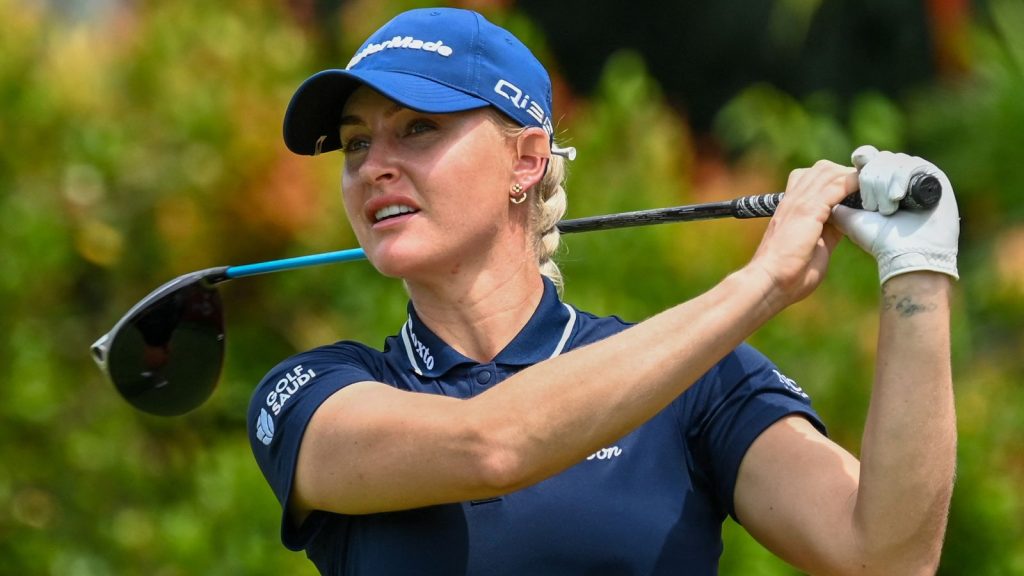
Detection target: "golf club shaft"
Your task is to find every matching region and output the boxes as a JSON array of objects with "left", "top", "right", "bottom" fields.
[
  {"left": 224, "top": 171, "right": 940, "bottom": 280},
  {"left": 225, "top": 248, "right": 367, "bottom": 279},
  {"left": 223, "top": 196, "right": 762, "bottom": 279}
]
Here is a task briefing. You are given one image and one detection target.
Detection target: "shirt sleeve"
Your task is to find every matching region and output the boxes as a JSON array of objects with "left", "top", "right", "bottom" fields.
[
  {"left": 682, "top": 343, "right": 827, "bottom": 523},
  {"left": 246, "top": 342, "right": 381, "bottom": 550}
]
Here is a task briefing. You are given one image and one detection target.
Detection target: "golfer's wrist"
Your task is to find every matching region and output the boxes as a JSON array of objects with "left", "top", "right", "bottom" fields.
[
  {"left": 725, "top": 266, "right": 788, "bottom": 325},
  {"left": 880, "top": 271, "right": 952, "bottom": 310}
]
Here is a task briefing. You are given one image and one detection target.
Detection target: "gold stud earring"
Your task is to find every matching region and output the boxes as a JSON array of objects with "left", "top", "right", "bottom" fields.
[{"left": 510, "top": 183, "right": 527, "bottom": 205}]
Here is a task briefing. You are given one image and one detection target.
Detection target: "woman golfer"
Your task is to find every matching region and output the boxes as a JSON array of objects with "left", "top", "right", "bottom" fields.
[{"left": 248, "top": 7, "right": 959, "bottom": 575}]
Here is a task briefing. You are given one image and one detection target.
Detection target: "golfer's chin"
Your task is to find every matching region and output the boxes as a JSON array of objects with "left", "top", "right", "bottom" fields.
[{"left": 363, "top": 239, "right": 441, "bottom": 280}]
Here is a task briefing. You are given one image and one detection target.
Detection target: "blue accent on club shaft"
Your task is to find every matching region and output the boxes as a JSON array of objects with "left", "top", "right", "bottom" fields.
[{"left": 225, "top": 248, "right": 367, "bottom": 279}]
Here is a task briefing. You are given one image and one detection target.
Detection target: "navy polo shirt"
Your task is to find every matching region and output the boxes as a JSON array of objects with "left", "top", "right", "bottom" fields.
[{"left": 247, "top": 278, "right": 825, "bottom": 575}]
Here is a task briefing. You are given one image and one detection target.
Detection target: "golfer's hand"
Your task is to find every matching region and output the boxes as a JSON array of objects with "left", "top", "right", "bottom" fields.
[
  {"left": 832, "top": 146, "right": 960, "bottom": 284},
  {"left": 750, "top": 160, "right": 856, "bottom": 307}
]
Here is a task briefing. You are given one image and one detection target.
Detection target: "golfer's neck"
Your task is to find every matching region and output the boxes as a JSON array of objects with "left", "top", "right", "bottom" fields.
[{"left": 405, "top": 260, "right": 545, "bottom": 363}]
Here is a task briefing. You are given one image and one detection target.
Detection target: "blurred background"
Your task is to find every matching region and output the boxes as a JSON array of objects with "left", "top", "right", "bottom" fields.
[{"left": 2, "top": 0, "right": 1022, "bottom": 573}]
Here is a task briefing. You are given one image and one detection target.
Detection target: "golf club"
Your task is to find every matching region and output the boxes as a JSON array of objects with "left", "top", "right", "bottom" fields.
[{"left": 92, "top": 173, "right": 941, "bottom": 416}]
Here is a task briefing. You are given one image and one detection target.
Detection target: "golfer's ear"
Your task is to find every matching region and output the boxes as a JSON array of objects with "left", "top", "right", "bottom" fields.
[{"left": 512, "top": 128, "right": 550, "bottom": 190}]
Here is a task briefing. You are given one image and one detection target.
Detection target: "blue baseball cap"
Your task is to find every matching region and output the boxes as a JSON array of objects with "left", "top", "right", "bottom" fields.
[{"left": 283, "top": 7, "right": 562, "bottom": 157}]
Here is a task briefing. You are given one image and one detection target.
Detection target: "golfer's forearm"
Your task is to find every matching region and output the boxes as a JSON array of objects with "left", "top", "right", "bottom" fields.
[
  {"left": 467, "top": 265, "right": 781, "bottom": 491},
  {"left": 854, "top": 273, "right": 956, "bottom": 570}
]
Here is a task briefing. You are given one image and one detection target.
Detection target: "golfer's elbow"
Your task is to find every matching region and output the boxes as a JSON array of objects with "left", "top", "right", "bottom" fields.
[
  {"left": 843, "top": 548, "right": 943, "bottom": 576},
  {"left": 460, "top": 410, "right": 537, "bottom": 495},
  {"left": 844, "top": 518, "right": 949, "bottom": 576},
  {"left": 473, "top": 448, "right": 527, "bottom": 496}
]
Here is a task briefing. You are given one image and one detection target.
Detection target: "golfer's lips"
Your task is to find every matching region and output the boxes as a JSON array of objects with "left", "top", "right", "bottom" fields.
[{"left": 365, "top": 195, "right": 421, "bottom": 226}]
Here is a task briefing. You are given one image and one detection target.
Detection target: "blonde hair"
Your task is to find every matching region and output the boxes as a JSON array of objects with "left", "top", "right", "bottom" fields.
[
  {"left": 532, "top": 152, "right": 568, "bottom": 291},
  {"left": 488, "top": 111, "right": 569, "bottom": 291}
]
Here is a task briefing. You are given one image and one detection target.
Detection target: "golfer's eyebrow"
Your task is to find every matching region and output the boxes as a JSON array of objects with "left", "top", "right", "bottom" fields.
[{"left": 340, "top": 103, "right": 407, "bottom": 127}]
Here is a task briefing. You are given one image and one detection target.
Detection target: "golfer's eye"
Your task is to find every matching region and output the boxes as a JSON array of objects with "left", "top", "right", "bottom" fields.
[
  {"left": 405, "top": 119, "right": 438, "bottom": 137},
  {"left": 340, "top": 136, "right": 370, "bottom": 153}
]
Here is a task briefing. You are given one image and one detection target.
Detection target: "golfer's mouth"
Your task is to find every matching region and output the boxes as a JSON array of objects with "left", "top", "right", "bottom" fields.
[
  {"left": 365, "top": 195, "right": 422, "bottom": 226},
  {"left": 374, "top": 204, "right": 419, "bottom": 223}
]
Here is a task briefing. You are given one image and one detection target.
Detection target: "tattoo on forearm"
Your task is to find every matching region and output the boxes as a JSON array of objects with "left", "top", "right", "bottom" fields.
[{"left": 882, "top": 293, "right": 937, "bottom": 317}]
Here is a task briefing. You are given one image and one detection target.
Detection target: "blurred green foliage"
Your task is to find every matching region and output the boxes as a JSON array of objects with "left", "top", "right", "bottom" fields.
[{"left": 1, "top": 0, "right": 1021, "bottom": 574}]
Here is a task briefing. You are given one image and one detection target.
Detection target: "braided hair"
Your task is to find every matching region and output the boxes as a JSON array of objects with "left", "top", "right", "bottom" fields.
[{"left": 488, "top": 110, "right": 569, "bottom": 292}]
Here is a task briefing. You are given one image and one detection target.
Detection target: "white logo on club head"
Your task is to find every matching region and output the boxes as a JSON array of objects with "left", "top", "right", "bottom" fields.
[{"left": 256, "top": 408, "right": 275, "bottom": 446}]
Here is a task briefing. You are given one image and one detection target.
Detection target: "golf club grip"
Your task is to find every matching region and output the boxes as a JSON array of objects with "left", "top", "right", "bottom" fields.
[
  {"left": 731, "top": 172, "right": 942, "bottom": 218},
  {"left": 839, "top": 172, "right": 943, "bottom": 212}
]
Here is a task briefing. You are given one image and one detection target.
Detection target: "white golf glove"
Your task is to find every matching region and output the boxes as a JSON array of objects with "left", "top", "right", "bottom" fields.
[{"left": 831, "top": 145, "right": 960, "bottom": 284}]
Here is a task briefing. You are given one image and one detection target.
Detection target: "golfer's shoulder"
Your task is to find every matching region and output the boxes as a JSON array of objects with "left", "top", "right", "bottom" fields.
[
  {"left": 695, "top": 343, "right": 777, "bottom": 391},
  {"left": 260, "top": 340, "right": 385, "bottom": 384},
  {"left": 564, "top": 304, "right": 635, "bottom": 348}
]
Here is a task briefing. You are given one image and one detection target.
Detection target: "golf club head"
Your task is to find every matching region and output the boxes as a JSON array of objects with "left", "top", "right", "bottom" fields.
[{"left": 92, "top": 267, "right": 229, "bottom": 416}]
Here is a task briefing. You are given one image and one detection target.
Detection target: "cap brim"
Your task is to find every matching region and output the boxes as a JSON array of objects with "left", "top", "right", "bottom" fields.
[{"left": 283, "top": 69, "right": 491, "bottom": 156}]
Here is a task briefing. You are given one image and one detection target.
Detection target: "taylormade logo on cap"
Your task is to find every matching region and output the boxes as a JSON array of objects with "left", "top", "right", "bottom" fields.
[{"left": 346, "top": 35, "right": 454, "bottom": 69}]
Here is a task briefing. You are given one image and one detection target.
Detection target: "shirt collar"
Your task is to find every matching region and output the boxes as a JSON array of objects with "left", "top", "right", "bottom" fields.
[{"left": 398, "top": 277, "right": 577, "bottom": 377}]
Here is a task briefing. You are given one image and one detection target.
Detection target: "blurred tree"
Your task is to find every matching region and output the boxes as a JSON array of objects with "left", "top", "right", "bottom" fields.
[{"left": 515, "top": 0, "right": 938, "bottom": 134}]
